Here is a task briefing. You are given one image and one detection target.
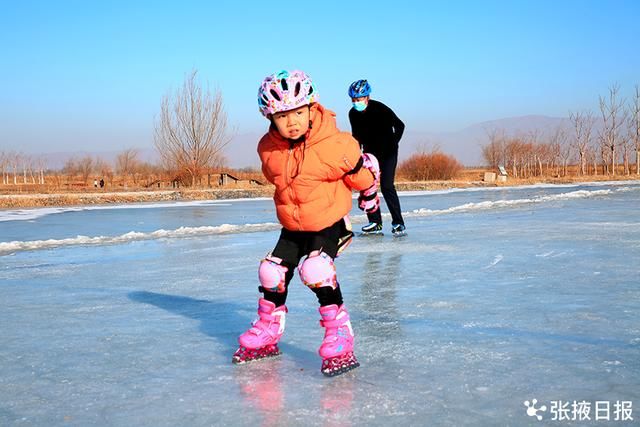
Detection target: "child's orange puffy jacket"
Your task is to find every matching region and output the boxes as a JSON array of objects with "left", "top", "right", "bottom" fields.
[{"left": 258, "top": 103, "right": 375, "bottom": 232}]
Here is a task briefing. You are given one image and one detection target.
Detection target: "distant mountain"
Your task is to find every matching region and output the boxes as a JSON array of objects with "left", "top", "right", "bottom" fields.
[{"left": 399, "top": 115, "right": 572, "bottom": 166}]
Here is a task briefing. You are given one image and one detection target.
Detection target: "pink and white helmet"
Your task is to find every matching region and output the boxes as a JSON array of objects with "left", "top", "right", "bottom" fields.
[{"left": 258, "top": 70, "right": 319, "bottom": 117}]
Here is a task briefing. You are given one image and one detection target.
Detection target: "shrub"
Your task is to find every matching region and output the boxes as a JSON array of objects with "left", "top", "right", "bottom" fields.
[{"left": 398, "top": 150, "right": 462, "bottom": 181}]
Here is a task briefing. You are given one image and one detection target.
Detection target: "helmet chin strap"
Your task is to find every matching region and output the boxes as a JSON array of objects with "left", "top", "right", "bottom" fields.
[{"left": 305, "top": 105, "right": 313, "bottom": 136}]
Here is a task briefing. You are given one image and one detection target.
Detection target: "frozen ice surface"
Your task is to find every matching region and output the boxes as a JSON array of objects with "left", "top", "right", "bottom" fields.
[{"left": 1, "top": 182, "right": 639, "bottom": 426}]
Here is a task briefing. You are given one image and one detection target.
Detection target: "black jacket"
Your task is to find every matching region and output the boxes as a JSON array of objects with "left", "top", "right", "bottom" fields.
[{"left": 348, "top": 99, "right": 405, "bottom": 160}]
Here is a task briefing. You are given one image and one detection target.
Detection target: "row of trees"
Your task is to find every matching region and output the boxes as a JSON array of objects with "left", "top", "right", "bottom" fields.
[
  {"left": 0, "top": 151, "right": 47, "bottom": 185},
  {"left": 482, "top": 84, "right": 640, "bottom": 177},
  {"left": 60, "top": 149, "right": 161, "bottom": 187},
  {"left": 0, "top": 148, "right": 162, "bottom": 189}
]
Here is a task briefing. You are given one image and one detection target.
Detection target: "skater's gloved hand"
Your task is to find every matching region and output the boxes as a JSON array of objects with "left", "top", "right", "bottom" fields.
[{"left": 358, "top": 153, "right": 380, "bottom": 213}]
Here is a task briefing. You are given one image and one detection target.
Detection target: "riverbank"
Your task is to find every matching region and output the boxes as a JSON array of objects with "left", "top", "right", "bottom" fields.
[
  {"left": 0, "top": 188, "right": 275, "bottom": 209},
  {"left": 1, "top": 176, "right": 639, "bottom": 209}
]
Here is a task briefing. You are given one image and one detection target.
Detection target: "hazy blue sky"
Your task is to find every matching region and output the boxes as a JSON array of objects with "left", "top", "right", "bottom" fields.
[{"left": 1, "top": 0, "right": 639, "bottom": 163}]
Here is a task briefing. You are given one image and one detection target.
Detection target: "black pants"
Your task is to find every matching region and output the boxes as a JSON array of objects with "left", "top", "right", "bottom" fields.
[
  {"left": 262, "top": 220, "right": 347, "bottom": 307},
  {"left": 367, "top": 151, "right": 404, "bottom": 226}
]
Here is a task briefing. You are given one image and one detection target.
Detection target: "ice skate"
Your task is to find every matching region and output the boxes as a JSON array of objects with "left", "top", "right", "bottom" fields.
[
  {"left": 318, "top": 304, "right": 360, "bottom": 376},
  {"left": 359, "top": 222, "right": 383, "bottom": 236},
  {"left": 391, "top": 223, "right": 407, "bottom": 237},
  {"left": 233, "top": 298, "right": 287, "bottom": 364}
]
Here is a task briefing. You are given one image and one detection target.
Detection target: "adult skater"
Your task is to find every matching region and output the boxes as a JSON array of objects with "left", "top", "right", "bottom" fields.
[
  {"left": 348, "top": 79, "right": 407, "bottom": 236},
  {"left": 233, "top": 70, "right": 380, "bottom": 376}
]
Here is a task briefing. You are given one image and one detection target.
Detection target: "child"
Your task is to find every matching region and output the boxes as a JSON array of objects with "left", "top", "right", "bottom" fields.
[{"left": 232, "top": 70, "right": 380, "bottom": 376}]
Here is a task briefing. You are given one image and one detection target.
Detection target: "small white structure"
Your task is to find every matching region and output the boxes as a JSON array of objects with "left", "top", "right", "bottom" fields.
[
  {"left": 497, "top": 165, "right": 508, "bottom": 182},
  {"left": 483, "top": 172, "right": 497, "bottom": 182}
]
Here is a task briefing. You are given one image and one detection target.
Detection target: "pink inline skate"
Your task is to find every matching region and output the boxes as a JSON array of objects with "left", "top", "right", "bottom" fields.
[
  {"left": 318, "top": 304, "right": 360, "bottom": 376},
  {"left": 232, "top": 298, "right": 287, "bottom": 364}
]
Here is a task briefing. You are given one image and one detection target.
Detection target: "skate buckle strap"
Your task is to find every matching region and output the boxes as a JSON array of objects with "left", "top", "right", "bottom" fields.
[
  {"left": 319, "top": 318, "right": 347, "bottom": 328},
  {"left": 248, "top": 322, "right": 277, "bottom": 339},
  {"left": 248, "top": 312, "right": 281, "bottom": 337},
  {"left": 258, "top": 312, "right": 277, "bottom": 322}
]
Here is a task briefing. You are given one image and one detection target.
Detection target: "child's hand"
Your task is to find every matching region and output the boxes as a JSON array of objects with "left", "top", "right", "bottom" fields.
[
  {"left": 358, "top": 153, "right": 380, "bottom": 213},
  {"left": 358, "top": 188, "right": 379, "bottom": 213},
  {"left": 361, "top": 153, "right": 380, "bottom": 182}
]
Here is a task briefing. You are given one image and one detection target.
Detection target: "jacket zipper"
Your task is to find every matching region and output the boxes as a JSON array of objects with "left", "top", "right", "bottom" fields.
[{"left": 286, "top": 143, "right": 300, "bottom": 230}]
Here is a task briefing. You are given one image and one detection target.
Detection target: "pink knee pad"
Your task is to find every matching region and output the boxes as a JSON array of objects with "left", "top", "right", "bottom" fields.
[
  {"left": 298, "top": 252, "right": 337, "bottom": 289},
  {"left": 258, "top": 255, "right": 288, "bottom": 293}
]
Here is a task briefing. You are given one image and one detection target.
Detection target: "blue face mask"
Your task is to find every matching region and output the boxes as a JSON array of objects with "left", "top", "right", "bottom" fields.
[{"left": 353, "top": 101, "right": 367, "bottom": 112}]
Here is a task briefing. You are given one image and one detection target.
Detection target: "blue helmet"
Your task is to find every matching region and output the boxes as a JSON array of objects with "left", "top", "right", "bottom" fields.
[{"left": 348, "top": 79, "right": 371, "bottom": 98}]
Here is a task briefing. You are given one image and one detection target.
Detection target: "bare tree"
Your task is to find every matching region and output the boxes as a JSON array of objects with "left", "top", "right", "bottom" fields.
[
  {"left": 103, "top": 166, "right": 115, "bottom": 187},
  {"left": 93, "top": 157, "right": 111, "bottom": 184},
  {"left": 559, "top": 137, "right": 573, "bottom": 176},
  {"left": 0, "top": 151, "right": 8, "bottom": 185},
  {"left": 528, "top": 130, "right": 542, "bottom": 177},
  {"left": 10, "top": 152, "right": 21, "bottom": 185},
  {"left": 154, "top": 69, "right": 231, "bottom": 186},
  {"left": 116, "top": 149, "right": 139, "bottom": 186},
  {"left": 621, "top": 133, "right": 632, "bottom": 175},
  {"left": 569, "top": 111, "right": 595, "bottom": 175},
  {"left": 21, "top": 154, "right": 28, "bottom": 184},
  {"left": 482, "top": 128, "right": 506, "bottom": 168},
  {"left": 598, "top": 84, "right": 627, "bottom": 176},
  {"left": 630, "top": 85, "right": 640, "bottom": 175},
  {"left": 35, "top": 156, "right": 47, "bottom": 185},
  {"left": 63, "top": 157, "right": 78, "bottom": 185},
  {"left": 598, "top": 135, "right": 610, "bottom": 175},
  {"left": 22, "top": 154, "right": 36, "bottom": 184},
  {"left": 505, "top": 136, "right": 528, "bottom": 178},
  {"left": 547, "top": 125, "right": 568, "bottom": 176},
  {"left": 77, "top": 156, "right": 94, "bottom": 185}
]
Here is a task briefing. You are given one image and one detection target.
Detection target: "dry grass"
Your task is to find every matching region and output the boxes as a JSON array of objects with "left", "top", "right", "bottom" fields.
[{"left": 397, "top": 151, "right": 463, "bottom": 181}]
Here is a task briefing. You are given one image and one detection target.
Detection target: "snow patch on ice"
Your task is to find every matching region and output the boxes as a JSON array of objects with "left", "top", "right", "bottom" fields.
[
  {"left": 0, "top": 222, "right": 280, "bottom": 255},
  {"left": 398, "top": 180, "right": 640, "bottom": 198},
  {"left": 418, "top": 301, "right": 466, "bottom": 310},
  {"left": 409, "top": 188, "right": 626, "bottom": 217},
  {"left": 536, "top": 251, "right": 555, "bottom": 257},
  {"left": 483, "top": 255, "right": 503, "bottom": 269}
]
